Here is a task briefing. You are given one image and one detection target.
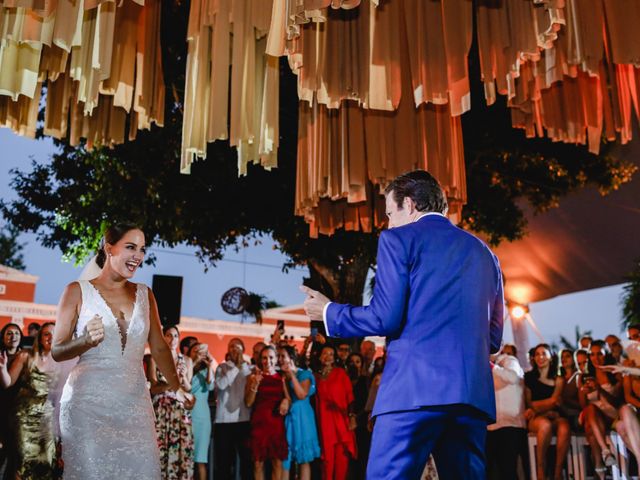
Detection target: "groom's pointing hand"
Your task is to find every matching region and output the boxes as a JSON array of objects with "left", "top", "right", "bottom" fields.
[{"left": 300, "top": 286, "right": 331, "bottom": 321}]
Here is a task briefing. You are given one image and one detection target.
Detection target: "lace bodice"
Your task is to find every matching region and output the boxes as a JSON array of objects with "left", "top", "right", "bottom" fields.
[{"left": 74, "top": 280, "right": 149, "bottom": 367}]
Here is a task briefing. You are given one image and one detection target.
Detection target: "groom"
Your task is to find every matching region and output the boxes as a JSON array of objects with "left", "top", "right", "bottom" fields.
[{"left": 302, "top": 170, "right": 504, "bottom": 480}]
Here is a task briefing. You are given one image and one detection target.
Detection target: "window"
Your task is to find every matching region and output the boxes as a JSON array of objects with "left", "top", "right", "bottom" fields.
[{"left": 0, "top": 284, "right": 5, "bottom": 295}]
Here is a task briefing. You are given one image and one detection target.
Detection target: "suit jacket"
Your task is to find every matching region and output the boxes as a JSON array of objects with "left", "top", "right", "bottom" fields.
[{"left": 325, "top": 214, "right": 504, "bottom": 421}]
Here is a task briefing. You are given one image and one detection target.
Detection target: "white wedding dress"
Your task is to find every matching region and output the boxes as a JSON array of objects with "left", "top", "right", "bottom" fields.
[{"left": 59, "top": 280, "right": 161, "bottom": 479}]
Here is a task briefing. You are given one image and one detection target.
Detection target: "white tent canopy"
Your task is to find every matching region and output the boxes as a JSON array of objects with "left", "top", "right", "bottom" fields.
[{"left": 495, "top": 140, "right": 640, "bottom": 306}]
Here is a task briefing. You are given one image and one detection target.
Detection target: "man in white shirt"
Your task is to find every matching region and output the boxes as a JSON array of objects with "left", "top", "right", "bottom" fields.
[
  {"left": 215, "top": 338, "right": 253, "bottom": 479},
  {"left": 486, "top": 350, "right": 527, "bottom": 480}
]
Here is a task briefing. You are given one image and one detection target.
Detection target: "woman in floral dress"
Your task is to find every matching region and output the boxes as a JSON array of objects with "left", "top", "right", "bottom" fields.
[{"left": 148, "top": 326, "right": 195, "bottom": 479}]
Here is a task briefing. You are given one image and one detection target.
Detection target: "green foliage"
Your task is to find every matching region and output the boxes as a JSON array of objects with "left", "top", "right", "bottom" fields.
[
  {"left": 3, "top": 94, "right": 632, "bottom": 281},
  {"left": 0, "top": 223, "right": 26, "bottom": 270},
  {"left": 264, "top": 299, "right": 282, "bottom": 310},
  {"left": 462, "top": 145, "right": 635, "bottom": 246},
  {"left": 461, "top": 51, "right": 636, "bottom": 245},
  {"left": 621, "top": 259, "right": 640, "bottom": 327},
  {"left": 243, "top": 292, "right": 280, "bottom": 324}
]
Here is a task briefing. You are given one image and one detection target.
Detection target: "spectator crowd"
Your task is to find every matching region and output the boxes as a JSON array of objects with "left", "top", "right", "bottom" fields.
[
  {"left": 489, "top": 328, "right": 640, "bottom": 480},
  {"left": 3, "top": 320, "right": 640, "bottom": 480}
]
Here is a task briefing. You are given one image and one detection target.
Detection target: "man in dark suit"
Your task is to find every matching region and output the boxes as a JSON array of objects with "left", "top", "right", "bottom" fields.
[{"left": 301, "top": 170, "right": 504, "bottom": 479}]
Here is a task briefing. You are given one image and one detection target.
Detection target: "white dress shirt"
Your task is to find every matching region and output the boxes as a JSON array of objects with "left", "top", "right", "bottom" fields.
[
  {"left": 322, "top": 211, "right": 447, "bottom": 335},
  {"left": 214, "top": 360, "right": 252, "bottom": 423},
  {"left": 488, "top": 354, "right": 526, "bottom": 430}
]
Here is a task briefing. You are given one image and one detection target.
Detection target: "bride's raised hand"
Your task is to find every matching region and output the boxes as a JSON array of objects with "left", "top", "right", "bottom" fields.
[{"left": 84, "top": 315, "right": 105, "bottom": 347}]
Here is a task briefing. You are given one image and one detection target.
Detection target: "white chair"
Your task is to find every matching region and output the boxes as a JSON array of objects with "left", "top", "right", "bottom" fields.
[
  {"left": 609, "top": 431, "right": 632, "bottom": 480},
  {"left": 572, "top": 432, "right": 634, "bottom": 480},
  {"left": 573, "top": 435, "right": 589, "bottom": 480},
  {"left": 528, "top": 434, "right": 581, "bottom": 480}
]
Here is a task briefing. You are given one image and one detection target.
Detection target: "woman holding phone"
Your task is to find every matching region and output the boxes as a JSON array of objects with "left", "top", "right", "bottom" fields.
[
  {"left": 189, "top": 342, "right": 216, "bottom": 480},
  {"left": 578, "top": 341, "right": 622, "bottom": 477}
]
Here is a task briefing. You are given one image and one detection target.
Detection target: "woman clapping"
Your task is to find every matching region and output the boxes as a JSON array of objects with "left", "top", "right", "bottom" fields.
[{"left": 245, "top": 345, "right": 289, "bottom": 480}]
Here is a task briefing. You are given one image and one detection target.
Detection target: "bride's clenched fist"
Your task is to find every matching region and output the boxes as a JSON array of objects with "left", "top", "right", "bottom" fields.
[{"left": 84, "top": 315, "right": 105, "bottom": 347}]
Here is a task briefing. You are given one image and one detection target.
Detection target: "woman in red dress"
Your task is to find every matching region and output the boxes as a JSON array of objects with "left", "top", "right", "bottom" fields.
[
  {"left": 245, "top": 345, "right": 289, "bottom": 480},
  {"left": 315, "top": 345, "right": 357, "bottom": 480}
]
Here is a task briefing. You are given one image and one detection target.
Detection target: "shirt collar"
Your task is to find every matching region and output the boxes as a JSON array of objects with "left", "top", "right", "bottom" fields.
[{"left": 414, "top": 212, "right": 447, "bottom": 223}]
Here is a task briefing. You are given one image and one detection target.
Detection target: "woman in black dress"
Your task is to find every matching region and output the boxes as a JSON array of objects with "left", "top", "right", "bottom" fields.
[{"left": 524, "top": 344, "right": 570, "bottom": 480}]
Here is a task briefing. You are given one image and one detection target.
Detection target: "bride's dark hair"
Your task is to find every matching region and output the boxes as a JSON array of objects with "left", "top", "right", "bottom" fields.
[{"left": 96, "top": 223, "right": 142, "bottom": 268}]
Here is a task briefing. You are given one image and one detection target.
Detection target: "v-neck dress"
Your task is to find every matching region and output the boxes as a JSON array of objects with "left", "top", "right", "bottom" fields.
[{"left": 59, "top": 280, "right": 161, "bottom": 479}]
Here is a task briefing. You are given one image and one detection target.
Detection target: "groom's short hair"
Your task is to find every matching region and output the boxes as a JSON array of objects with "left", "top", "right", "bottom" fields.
[{"left": 385, "top": 170, "right": 448, "bottom": 215}]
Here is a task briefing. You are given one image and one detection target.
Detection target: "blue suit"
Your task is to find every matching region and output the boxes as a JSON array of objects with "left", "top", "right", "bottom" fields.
[{"left": 325, "top": 214, "right": 504, "bottom": 479}]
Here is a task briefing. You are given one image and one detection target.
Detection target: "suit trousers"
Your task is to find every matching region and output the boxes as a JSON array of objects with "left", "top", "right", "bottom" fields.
[
  {"left": 367, "top": 405, "right": 487, "bottom": 480},
  {"left": 214, "top": 422, "right": 253, "bottom": 480},
  {"left": 486, "top": 427, "right": 529, "bottom": 480}
]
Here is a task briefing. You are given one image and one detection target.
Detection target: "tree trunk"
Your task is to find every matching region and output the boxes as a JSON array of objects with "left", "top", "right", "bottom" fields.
[
  {"left": 306, "top": 254, "right": 372, "bottom": 306},
  {"left": 305, "top": 257, "right": 371, "bottom": 348}
]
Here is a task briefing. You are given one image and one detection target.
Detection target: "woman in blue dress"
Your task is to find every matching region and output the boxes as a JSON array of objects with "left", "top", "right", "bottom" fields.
[
  {"left": 189, "top": 342, "right": 216, "bottom": 480},
  {"left": 277, "top": 345, "right": 321, "bottom": 480}
]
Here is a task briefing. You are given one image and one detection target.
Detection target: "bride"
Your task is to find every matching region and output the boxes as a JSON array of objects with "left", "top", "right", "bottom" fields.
[{"left": 52, "top": 223, "right": 191, "bottom": 479}]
